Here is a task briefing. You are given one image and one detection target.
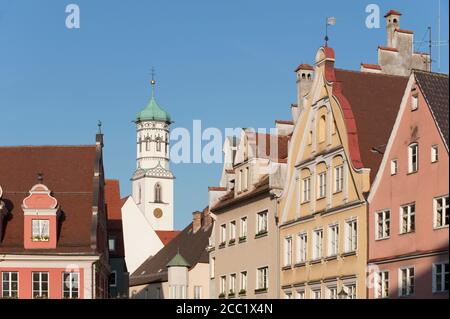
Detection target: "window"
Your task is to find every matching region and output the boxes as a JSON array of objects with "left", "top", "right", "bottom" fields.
[
  {"left": 328, "top": 224, "right": 339, "bottom": 256},
  {"left": 308, "top": 130, "right": 313, "bottom": 145},
  {"left": 32, "top": 219, "right": 49, "bottom": 241},
  {"left": 256, "top": 211, "right": 268, "bottom": 235},
  {"left": 318, "top": 172, "right": 327, "bottom": 199},
  {"left": 344, "top": 283, "right": 357, "bottom": 299},
  {"left": 145, "top": 137, "right": 150, "bottom": 151},
  {"left": 108, "top": 237, "right": 116, "bottom": 252},
  {"left": 220, "top": 276, "right": 226, "bottom": 295},
  {"left": 171, "top": 285, "right": 187, "bottom": 299},
  {"left": 313, "top": 229, "right": 323, "bottom": 260},
  {"left": 210, "top": 257, "right": 215, "bottom": 279},
  {"left": 284, "top": 291, "right": 293, "bottom": 299},
  {"left": 390, "top": 159, "right": 398, "bottom": 175},
  {"left": 433, "top": 263, "right": 449, "bottom": 293},
  {"left": 302, "top": 177, "right": 310, "bottom": 203},
  {"left": 284, "top": 237, "right": 292, "bottom": 266},
  {"left": 400, "top": 204, "right": 415, "bottom": 234},
  {"left": 229, "top": 221, "right": 236, "bottom": 242},
  {"left": 345, "top": 219, "right": 357, "bottom": 253},
  {"left": 327, "top": 286, "right": 337, "bottom": 299},
  {"left": 137, "top": 184, "right": 142, "bottom": 204},
  {"left": 431, "top": 145, "right": 439, "bottom": 163},
  {"left": 334, "top": 165, "right": 344, "bottom": 193},
  {"left": 240, "top": 272, "right": 247, "bottom": 293},
  {"left": 434, "top": 196, "right": 449, "bottom": 228},
  {"left": 257, "top": 267, "right": 268, "bottom": 290},
  {"left": 108, "top": 271, "right": 117, "bottom": 287},
  {"left": 240, "top": 217, "right": 247, "bottom": 239},
  {"left": 376, "top": 271, "right": 389, "bottom": 298},
  {"left": 331, "top": 119, "right": 336, "bottom": 135},
  {"left": 318, "top": 114, "right": 326, "bottom": 143},
  {"left": 399, "top": 267, "right": 415, "bottom": 296},
  {"left": 156, "top": 137, "right": 162, "bottom": 152},
  {"left": 312, "top": 288, "right": 321, "bottom": 299},
  {"left": 411, "top": 94, "right": 419, "bottom": 110},
  {"left": 296, "top": 289, "right": 305, "bottom": 299},
  {"left": 194, "top": 286, "right": 202, "bottom": 299},
  {"left": 220, "top": 224, "right": 227, "bottom": 244},
  {"left": 229, "top": 274, "right": 236, "bottom": 294},
  {"left": 242, "top": 167, "right": 249, "bottom": 191},
  {"left": 32, "top": 272, "right": 49, "bottom": 299},
  {"left": 63, "top": 272, "right": 79, "bottom": 299},
  {"left": 154, "top": 183, "right": 162, "bottom": 203},
  {"left": 376, "top": 210, "right": 391, "bottom": 240},
  {"left": 408, "top": 143, "right": 418, "bottom": 173},
  {"left": 297, "top": 232, "right": 308, "bottom": 263},
  {"left": 1, "top": 272, "right": 18, "bottom": 298},
  {"left": 237, "top": 170, "right": 242, "bottom": 192}
]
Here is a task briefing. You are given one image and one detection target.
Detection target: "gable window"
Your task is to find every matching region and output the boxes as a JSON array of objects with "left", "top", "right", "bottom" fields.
[
  {"left": 256, "top": 211, "right": 268, "bottom": 236},
  {"left": 408, "top": 143, "right": 419, "bottom": 173},
  {"left": 400, "top": 204, "right": 415, "bottom": 234},
  {"left": 334, "top": 165, "right": 344, "bottom": 193},
  {"left": 240, "top": 217, "right": 247, "bottom": 240},
  {"left": 297, "top": 232, "right": 308, "bottom": 263},
  {"left": 411, "top": 94, "right": 419, "bottom": 111},
  {"left": 399, "top": 267, "right": 415, "bottom": 296},
  {"left": 345, "top": 219, "right": 357, "bottom": 253},
  {"left": 302, "top": 177, "right": 311, "bottom": 203},
  {"left": 63, "top": 272, "right": 80, "bottom": 299},
  {"left": 220, "top": 224, "right": 227, "bottom": 245},
  {"left": 376, "top": 210, "right": 390, "bottom": 240},
  {"left": 433, "top": 263, "right": 449, "bottom": 293},
  {"left": 434, "top": 196, "right": 449, "bottom": 228},
  {"left": 154, "top": 183, "right": 162, "bottom": 203},
  {"left": 312, "top": 229, "right": 323, "bottom": 260},
  {"left": 376, "top": 271, "right": 389, "bottom": 299},
  {"left": 317, "top": 172, "right": 327, "bottom": 199},
  {"left": 1, "top": 272, "right": 18, "bottom": 298},
  {"left": 390, "top": 159, "right": 398, "bottom": 175},
  {"left": 318, "top": 115, "right": 326, "bottom": 143},
  {"left": 328, "top": 224, "right": 339, "bottom": 256},
  {"left": 32, "top": 220, "right": 50, "bottom": 242},
  {"left": 431, "top": 145, "right": 439, "bottom": 163},
  {"left": 32, "top": 272, "right": 49, "bottom": 299},
  {"left": 284, "top": 236, "right": 292, "bottom": 267},
  {"left": 256, "top": 267, "right": 268, "bottom": 290}
]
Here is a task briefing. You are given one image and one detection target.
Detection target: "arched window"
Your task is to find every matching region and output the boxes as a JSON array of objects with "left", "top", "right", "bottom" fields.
[
  {"left": 156, "top": 136, "right": 162, "bottom": 152},
  {"left": 138, "top": 137, "right": 142, "bottom": 152},
  {"left": 155, "top": 183, "right": 162, "bottom": 203},
  {"left": 318, "top": 114, "right": 327, "bottom": 143},
  {"left": 145, "top": 137, "right": 150, "bottom": 151}
]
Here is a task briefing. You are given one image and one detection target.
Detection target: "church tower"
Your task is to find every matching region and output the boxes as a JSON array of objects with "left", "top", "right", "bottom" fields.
[{"left": 131, "top": 76, "right": 174, "bottom": 231}]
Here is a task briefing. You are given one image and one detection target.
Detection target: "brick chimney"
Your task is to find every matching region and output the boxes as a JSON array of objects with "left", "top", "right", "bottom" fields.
[
  {"left": 192, "top": 211, "right": 202, "bottom": 233},
  {"left": 385, "top": 10, "right": 401, "bottom": 47},
  {"left": 202, "top": 207, "right": 212, "bottom": 228}
]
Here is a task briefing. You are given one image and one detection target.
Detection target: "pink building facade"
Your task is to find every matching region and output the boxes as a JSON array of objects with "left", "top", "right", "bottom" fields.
[{"left": 368, "top": 70, "right": 449, "bottom": 299}]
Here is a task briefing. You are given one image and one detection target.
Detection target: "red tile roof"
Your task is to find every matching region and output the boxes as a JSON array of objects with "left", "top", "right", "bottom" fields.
[
  {"left": 105, "top": 180, "right": 122, "bottom": 220},
  {"left": 361, "top": 63, "right": 382, "bottom": 70},
  {"left": 0, "top": 145, "right": 106, "bottom": 254},
  {"left": 156, "top": 230, "right": 181, "bottom": 246},
  {"left": 384, "top": 9, "right": 402, "bottom": 17},
  {"left": 245, "top": 132, "right": 289, "bottom": 162},
  {"left": 295, "top": 64, "right": 314, "bottom": 72},
  {"left": 208, "top": 186, "right": 227, "bottom": 191}
]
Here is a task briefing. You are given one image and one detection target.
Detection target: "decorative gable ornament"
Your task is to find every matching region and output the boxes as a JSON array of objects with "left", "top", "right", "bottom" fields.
[{"left": 22, "top": 184, "right": 58, "bottom": 210}]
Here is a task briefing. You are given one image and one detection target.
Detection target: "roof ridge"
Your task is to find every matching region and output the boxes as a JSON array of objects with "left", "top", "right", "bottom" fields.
[
  {"left": 413, "top": 69, "right": 449, "bottom": 78},
  {"left": 335, "top": 68, "right": 408, "bottom": 79}
]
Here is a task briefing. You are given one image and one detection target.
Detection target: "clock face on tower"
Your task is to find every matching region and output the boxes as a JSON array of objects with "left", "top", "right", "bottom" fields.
[{"left": 153, "top": 208, "right": 163, "bottom": 219}]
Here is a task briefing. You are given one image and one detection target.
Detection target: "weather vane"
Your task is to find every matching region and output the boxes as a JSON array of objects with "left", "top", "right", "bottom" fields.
[
  {"left": 325, "top": 16, "right": 336, "bottom": 46},
  {"left": 97, "top": 120, "right": 102, "bottom": 134}
]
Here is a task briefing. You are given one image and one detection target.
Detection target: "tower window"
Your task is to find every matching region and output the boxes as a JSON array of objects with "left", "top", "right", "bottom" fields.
[
  {"left": 155, "top": 183, "right": 162, "bottom": 203},
  {"left": 156, "top": 137, "right": 162, "bottom": 152}
]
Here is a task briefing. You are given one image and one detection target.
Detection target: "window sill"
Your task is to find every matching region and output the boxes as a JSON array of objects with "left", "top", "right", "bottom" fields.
[
  {"left": 218, "top": 243, "right": 226, "bottom": 249},
  {"left": 316, "top": 196, "right": 326, "bottom": 201},
  {"left": 228, "top": 240, "right": 236, "bottom": 246},
  {"left": 342, "top": 251, "right": 357, "bottom": 257},
  {"left": 310, "top": 258, "right": 322, "bottom": 265},
  {"left": 282, "top": 265, "right": 292, "bottom": 271},
  {"left": 238, "top": 237, "right": 247, "bottom": 243},
  {"left": 406, "top": 171, "right": 418, "bottom": 176},
  {"left": 255, "top": 231, "right": 268, "bottom": 239},
  {"left": 332, "top": 190, "right": 343, "bottom": 195},
  {"left": 433, "top": 225, "right": 449, "bottom": 230},
  {"left": 325, "top": 255, "right": 338, "bottom": 261},
  {"left": 254, "top": 288, "right": 268, "bottom": 295},
  {"left": 399, "top": 231, "right": 415, "bottom": 236},
  {"left": 375, "top": 237, "right": 390, "bottom": 241},
  {"left": 294, "top": 262, "right": 306, "bottom": 268}
]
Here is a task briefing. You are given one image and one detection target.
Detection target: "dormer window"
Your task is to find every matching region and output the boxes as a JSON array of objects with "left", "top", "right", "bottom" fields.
[{"left": 32, "top": 220, "right": 50, "bottom": 242}]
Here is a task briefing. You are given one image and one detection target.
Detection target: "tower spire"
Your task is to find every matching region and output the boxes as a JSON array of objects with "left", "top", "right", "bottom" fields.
[{"left": 151, "top": 67, "right": 156, "bottom": 98}]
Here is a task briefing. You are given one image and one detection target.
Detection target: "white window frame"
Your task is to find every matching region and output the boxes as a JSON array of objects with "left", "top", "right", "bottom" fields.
[
  {"left": 400, "top": 203, "right": 416, "bottom": 234},
  {"left": 240, "top": 217, "right": 248, "bottom": 239},
  {"left": 398, "top": 267, "right": 415, "bottom": 297},
  {"left": 344, "top": 282, "right": 357, "bottom": 299},
  {"left": 284, "top": 236, "right": 293, "bottom": 266},
  {"left": 210, "top": 257, "right": 215, "bottom": 279},
  {"left": 256, "top": 267, "right": 269, "bottom": 290},
  {"left": 32, "top": 272, "right": 49, "bottom": 299},
  {"left": 345, "top": 219, "right": 357, "bottom": 253},
  {"left": 256, "top": 211, "right": 268, "bottom": 235},
  {"left": 229, "top": 221, "right": 236, "bottom": 241},
  {"left": 411, "top": 94, "right": 419, "bottom": 111},
  {"left": 297, "top": 232, "right": 308, "bottom": 263},
  {"left": 334, "top": 165, "right": 344, "bottom": 193},
  {"left": 317, "top": 172, "right": 327, "bottom": 199},
  {"left": 434, "top": 195, "right": 449, "bottom": 229},
  {"left": 311, "top": 287, "right": 322, "bottom": 299},
  {"left": 63, "top": 272, "right": 80, "bottom": 299},
  {"left": 302, "top": 177, "right": 311, "bottom": 203},
  {"left": 312, "top": 229, "right": 323, "bottom": 260},
  {"left": 432, "top": 262, "right": 449, "bottom": 293},
  {"left": 32, "top": 219, "right": 50, "bottom": 242},
  {"left": 375, "top": 210, "right": 391, "bottom": 240},
  {"left": 296, "top": 289, "right": 306, "bottom": 299},
  {"left": 229, "top": 273, "right": 236, "bottom": 294},
  {"left": 240, "top": 271, "right": 247, "bottom": 292},
  {"left": 108, "top": 237, "right": 116, "bottom": 252},
  {"left": 326, "top": 284, "right": 338, "bottom": 299},
  {"left": 220, "top": 224, "right": 227, "bottom": 244},
  {"left": 431, "top": 145, "right": 439, "bottom": 163},
  {"left": 408, "top": 143, "right": 419, "bottom": 173},
  {"left": 194, "top": 286, "right": 202, "bottom": 299},
  {"left": 327, "top": 224, "right": 339, "bottom": 256},
  {"left": 220, "top": 276, "right": 226, "bottom": 295},
  {"left": 375, "top": 271, "right": 389, "bottom": 299},
  {"left": 1, "top": 271, "right": 19, "bottom": 298},
  {"left": 390, "top": 159, "right": 398, "bottom": 175}
]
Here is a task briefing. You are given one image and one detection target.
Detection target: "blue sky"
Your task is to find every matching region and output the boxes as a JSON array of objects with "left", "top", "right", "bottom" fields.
[{"left": 0, "top": 0, "right": 448, "bottom": 229}]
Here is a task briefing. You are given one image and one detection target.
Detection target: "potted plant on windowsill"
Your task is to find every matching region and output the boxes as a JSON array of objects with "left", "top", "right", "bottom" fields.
[
  {"left": 238, "top": 289, "right": 246, "bottom": 296},
  {"left": 219, "top": 242, "right": 226, "bottom": 249},
  {"left": 218, "top": 293, "right": 226, "bottom": 299},
  {"left": 228, "top": 238, "right": 236, "bottom": 245},
  {"left": 228, "top": 290, "right": 235, "bottom": 298},
  {"left": 238, "top": 236, "right": 247, "bottom": 242},
  {"left": 255, "top": 230, "right": 268, "bottom": 238}
]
